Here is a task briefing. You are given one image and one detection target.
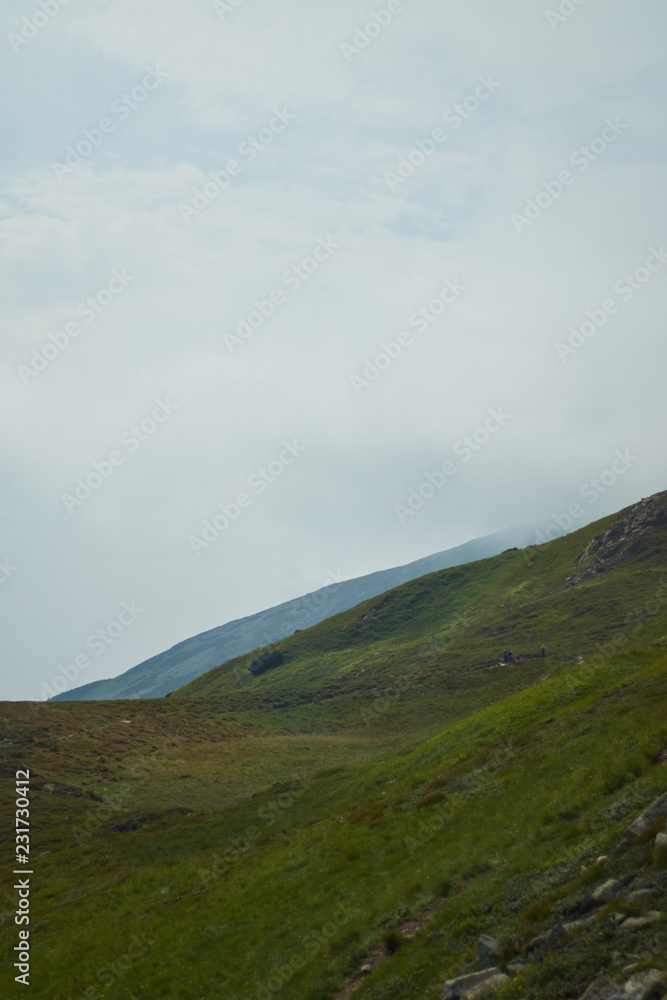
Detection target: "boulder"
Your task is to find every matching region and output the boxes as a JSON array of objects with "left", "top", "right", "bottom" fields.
[
  {"left": 478, "top": 935, "right": 502, "bottom": 965},
  {"left": 579, "top": 977, "right": 622, "bottom": 1000},
  {"left": 613, "top": 790, "right": 667, "bottom": 856},
  {"left": 620, "top": 911, "right": 663, "bottom": 932},
  {"left": 655, "top": 832, "right": 667, "bottom": 849},
  {"left": 443, "top": 968, "right": 510, "bottom": 999},
  {"left": 527, "top": 923, "right": 566, "bottom": 957},
  {"left": 592, "top": 879, "right": 623, "bottom": 903},
  {"left": 623, "top": 969, "right": 667, "bottom": 1000}
]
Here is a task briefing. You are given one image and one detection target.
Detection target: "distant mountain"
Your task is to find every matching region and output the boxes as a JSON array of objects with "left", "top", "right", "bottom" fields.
[{"left": 50, "top": 522, "right": 540, "bottom": 701}]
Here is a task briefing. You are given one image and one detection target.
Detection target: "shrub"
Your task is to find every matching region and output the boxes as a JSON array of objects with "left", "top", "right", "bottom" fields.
[{"left": 248, "top": 647, "right": 285, "bottom": 676}]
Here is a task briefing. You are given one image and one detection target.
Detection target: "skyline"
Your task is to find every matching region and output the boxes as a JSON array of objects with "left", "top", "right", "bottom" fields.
[{"left": 1, "top": 0, "right": 666, "bottom": 700}]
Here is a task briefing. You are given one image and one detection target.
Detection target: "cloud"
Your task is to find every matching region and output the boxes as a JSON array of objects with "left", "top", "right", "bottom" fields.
[{"left": 1, "top": 0, "right": 666, "bottom": 698}]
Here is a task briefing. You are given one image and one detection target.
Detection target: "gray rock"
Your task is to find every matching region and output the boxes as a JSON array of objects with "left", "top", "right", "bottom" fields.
[
  {"left": 655, "top": 832, "right": 667, "bottom": 849},
  {"left": 527, "top": 923, "right": 567, "bottom": 956},
  {"left": 613, "top": 790, "right": 667, "bottom": 856},
  {"left": 593, "top": 879, "right": 624, "bottom": 903},
  {"left": 579, "top": 976, "right": 622, "bottom": 1000},
  {"left": 506, "top": 962, "right": 528, "bottom": 975},
  {"left": 478, "top": 934, "right": 502, "bottom": 965},
  {"left": 443, "top": 968, "right": 510, "bottom": 999},
  {"left": 564, "top": 915, "right": 598, "bottom": 933},
  {"left": 623, "top": 968, "right": 667, "bottom": 1000},
  {"left": 620, "top": 911, "right": 663, "bottom": 932}
]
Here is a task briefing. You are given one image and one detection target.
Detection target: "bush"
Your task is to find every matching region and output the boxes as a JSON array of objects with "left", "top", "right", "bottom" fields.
[{"left": 248, "top": 647, "right": 285, "bottom": 676}]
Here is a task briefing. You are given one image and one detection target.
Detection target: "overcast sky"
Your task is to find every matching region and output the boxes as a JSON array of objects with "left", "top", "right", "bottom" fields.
[{"left": 1, "top": 0, "right": 666, "bottom": 701}]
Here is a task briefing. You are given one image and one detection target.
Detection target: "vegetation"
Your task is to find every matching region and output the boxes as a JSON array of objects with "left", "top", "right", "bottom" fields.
[{"left": 0, "top": 494, "right": 665, "bottom": 999}]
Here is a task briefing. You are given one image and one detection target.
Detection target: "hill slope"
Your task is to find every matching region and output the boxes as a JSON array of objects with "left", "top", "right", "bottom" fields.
[
  {"left": 1, "top": 490, "right": 666, "bottom": 1000},
  {"left": 51, "top": 522, "right": 539, "bottom": 701}
]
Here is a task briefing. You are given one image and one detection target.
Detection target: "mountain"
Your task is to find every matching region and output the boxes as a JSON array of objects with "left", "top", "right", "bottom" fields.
[
  {"left": 1, "top": 490, "right": 666, "bottom": 1000},
  {"left": 51, "top": 521, "right": 541, "bottom": 701}
]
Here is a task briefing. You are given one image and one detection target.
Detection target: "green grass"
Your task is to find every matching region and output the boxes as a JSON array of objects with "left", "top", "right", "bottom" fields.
[{"left": 0, "top": 498, "right": 666, "bottom": 999}]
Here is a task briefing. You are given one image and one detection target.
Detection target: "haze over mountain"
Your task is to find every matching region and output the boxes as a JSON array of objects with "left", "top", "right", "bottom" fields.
[{"left": 49, "top": 521, "right": 539, "bottom": 701}]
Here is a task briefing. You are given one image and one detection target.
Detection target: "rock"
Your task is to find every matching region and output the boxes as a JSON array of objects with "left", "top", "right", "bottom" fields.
[
  {"left": 579, "top": 976, "right": 622, "bottom": 1000},
  {"left": 443, "top": 968, "right": 511, "bottom": 999},
  {"left": 110, "top": 816, "right": 142, "bottom": 833},
  {"left": 506, "top": 963, "right": 528, "bottom": 975},
  {"left": 620, "top": 911, "right": 663, "bottom": 932},
  {"left": 609, "top": 913, "right": 627, "bottom": 926},
  {"left": 564, "top": 894, "right": 598, "bottom": 917},
  {"left": 528, "top": 923, "right": 567, "bottom": 955},
  {"left": 613, "top": 789, "right": 667, "bottom": 856},
  {"left": 593, "top": 879, "right": 624, "bottom": 903},
  {"left": 655, "top": 832, "right": 667, "bottom": 848},
  {"left": 595, "top": 855, "right": 610, "bottom": 866},
  {"left": 623, "top": 968, "right": 667, "bottom": 1000},
  {"left": 359, "top": 964, "right": 373, "bottom": 975},
  {"left": 564, "top": 915, "right": 597, "bottom": 933},
  {"left": 478, "top": 935, "right": 502, "bottom": 965}
]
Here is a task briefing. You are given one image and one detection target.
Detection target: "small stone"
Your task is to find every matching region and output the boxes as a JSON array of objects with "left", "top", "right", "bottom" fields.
[
  {"left": 595, "top": 855, "right": 609, "bottom": 866},
  {"left": 593, "top": 879, "right": 624, "bottom": 903},
  {"left": 506, "top": 963, "right": 528, "bottom": 975},
  {"left": 360, "top": 964, "right": 373, "bottom": 975},
  {"left": 610, "top": 912, "right": 627, "bottom": 926},
  {"left": 655, "top": 832, "right": 667, "bottom": 848},
  {"left": 528, "top": 923, "right": 567, "bottom": 954},
  {"left": 620, "top": 911, "right": 663, "bottom": 932},
  {"left": 565, "top": 915, "right": 598, "bottom": 933},
  {"left": 478, "top": 934, "right": 502, "bottom": 965}
]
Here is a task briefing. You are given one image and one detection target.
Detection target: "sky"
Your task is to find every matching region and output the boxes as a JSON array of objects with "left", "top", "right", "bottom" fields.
[{"left": 1, "top": 0, "right": 666, "bottom": 701}]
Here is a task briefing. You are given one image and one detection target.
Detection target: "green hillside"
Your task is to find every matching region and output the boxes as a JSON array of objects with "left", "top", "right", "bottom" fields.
[{"left": 1, "top": 492, "right": 666, "bottom": 1000}]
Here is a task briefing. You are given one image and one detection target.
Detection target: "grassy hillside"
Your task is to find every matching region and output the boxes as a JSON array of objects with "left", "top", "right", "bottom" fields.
[
  {"left": 0, "top": 492, "right": 666, "bottom": 1000},
  {"left": 51, "top": 523, "right": 539, "bottom": 702}
]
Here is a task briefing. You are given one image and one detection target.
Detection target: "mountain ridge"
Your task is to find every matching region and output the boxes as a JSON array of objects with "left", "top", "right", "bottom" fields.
[{"left": 49, "top": 520, "right": 541, "bottom": 701}]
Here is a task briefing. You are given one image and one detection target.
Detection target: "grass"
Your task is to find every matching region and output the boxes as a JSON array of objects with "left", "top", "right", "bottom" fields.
[{"left": 0, "top": 497, "right": 666, "bottom": 998}]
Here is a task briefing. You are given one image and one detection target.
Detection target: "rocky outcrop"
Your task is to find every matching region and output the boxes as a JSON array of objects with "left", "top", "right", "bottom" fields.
[{"left": 566, "top": 491, "right": 667, "bottom": 587}]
